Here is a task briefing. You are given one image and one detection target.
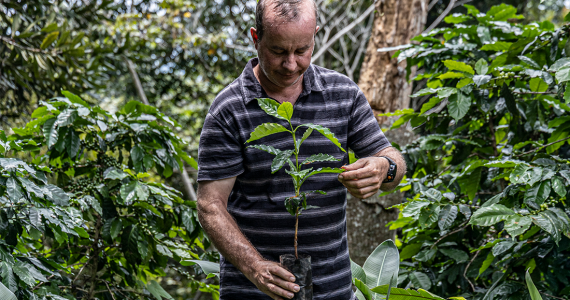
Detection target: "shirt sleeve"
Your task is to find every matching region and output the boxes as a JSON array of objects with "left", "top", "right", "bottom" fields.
[
  {"left": 347, "top": 88, "right": 391, "bottom": 158},
  {"left": 197, "top": 112, "right": 244, "bottom": 181}
]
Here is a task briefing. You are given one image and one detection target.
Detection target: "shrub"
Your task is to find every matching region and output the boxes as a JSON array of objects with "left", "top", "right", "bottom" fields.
[{"left": 386, "top": 4, "right": 570, "bottom": 299}]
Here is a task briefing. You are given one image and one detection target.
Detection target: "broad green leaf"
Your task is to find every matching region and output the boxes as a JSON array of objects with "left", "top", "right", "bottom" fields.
[
  {"left": 302, "top": 167, "right": 344, "bottom": 184},
  {"left": 296, "top": 128, "right": 313, "bottom": 152},
  {"left": 402, "top": 201, "right": 430, "bottom": 218},
  {"left": 439, "top": 248, "right": 468, "bottom": 263},
  {"left": 419, "top": 204, "right": 440, "bottom": 228},
  {"left": 552, "top": 176, "right": 567, "bottom": 197},
  {"left": 12, "top": 261, "right": 37, "bottom": 286},
  {"left": 131, "top": 145, "right": 145, "bottom": 173},
  {"left": 448, "top": 92, "right": 471, "bottom": 121},
  {"left": 110, "top": 218, "right": 122, "bottom": 240},
  {"left": 444, "top": 14, "right": 471, "bottom": 23},
  {"left": 510, "top": 164, "right": 530, "bottom": 183},
  {"left": 105, "top": 168, "right": 129, "bottom": 180},
  {"left": 0, "top": 281, "right": 16, "bottom": 300},
  {"left": 43, "top": 117, "right": 58, "bottom": 148},
  {"left": 120, "top": 181, "right": 138, "bottom": 203},
  {"left": 481, "top": 42, "right": 512, "bottom": 51},
  {"left": 256, "top": 98, "right": 287, "bottom": 121},
  {"left": 473, "top": 75, "right": 492, "bottom": 87},
  {"left": 354, "top": 278, "right": 373, "bottom": 300},
  {"left": 524, "top": 181, "right": 551, "bottom": 209},
  {"left": 0, "top": 262, "right": 17, "bottom": 292},
  {"left": 475, "top": 59, "right": 489, "bottom": 75},
  {"left": 271, "top": 149, "right": 294, "bottom": 173},
  {"left": 504, "top": 215, "right": 532, "bottom": 236},
  {"left": 415, "top": 249, "right": 437, "bottom": 262},
  {"left": 147, "top": 280, "right": 175, "bottom": 300},
  {"left": 529, "top": 78, "right": 548, "bottom": 92},
  {"left": 443, "top": 60, "right": 475, "bottom": 75},
  {"left": 437, "top": 87, "right": 457, "bottom": 98},
  {"left": 40, "top": 31, "right": 59, "bottom": 49},
  {"left": 458, "top": 167, "right": 481, "bottom": 200},
  {"left": 422, "top": 188, "right": 442, "bottom": 201},
  {"left": 66, "top": 130, "right": 80, "bottom": 158},
  {"left": 246, "top": 123, "right": 290, "bottom": 143},
  {"left": 181, "top": 209, "right": 195, "bottom": 233},
  {"left": 526, "top": 270, "right": 543, "bottom": 300},
  {"left": 301, "top": 153, "right": 340, "bottom": 165},
  {"left": 31, "top": 107, "right": 48, "bottom": 118},
  {"left": 419, "top": 97, "right": 444, "bottom": 116},
  {"left": 456, "top": 78, "right": 473, "bottom": 88},
  {"left": 400, "top": 244, "right": 422, "bottom": 260},
  {"left": 371, "top": 286, "right": 445, "bottom": 300},
  {"left": 550, "top": 58, "right": 570, "bottom": 71},
  {"left": 5, "top": 178, "right": 23, "bottom": 202},
  {"left": 469, "top": 204, "right": 515, "bottom": 226},
  {"left": 183, "top": 260, "right": 220, "bottom": 277},
  {"left": 410, "top": 88, "right": 440, "bottom": 98},
  {"left": 518, "top": 56, "right": 541, "bottom": 69},
  {"left": 248, "top": 144, "right": 280, "bottom": 155},
  {"left": 351, "top": 259, "right": 366, "bottom": 284},
  {"left": 438, "top": 205, "right": 458, "bottom": 231},
  {"left": 301, "top": 124, "right": 345, "bottom": 152},
  {"left": 156, "top": 245, "right": 173, "bottom": 257},
  {"left": 556, "top": 67, "right": 570, "bottom": 83},
  {"left": 492, "top": 241, "right": 516, "bottom": 257},
  {"left": 438, "top": 72, "right": 465, "bottom": 80},
  {"left": 531, "top": 211, "right": 561, "bottom": 244},
  {"left": 277, "top": 102, "right": 294, "bottom": 121},
  {"left": 409, "top": 272, "right": 431, "bottom": 290},
  {"left": 362, "top": 240, "right": 399, "bottom": 298},
  {"left": 478, "top": 252, "right": 494, "bottom": 276}
]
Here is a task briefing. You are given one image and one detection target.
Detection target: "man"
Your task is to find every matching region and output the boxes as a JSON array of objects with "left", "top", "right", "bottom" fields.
[{"left": 196, "top": 0, "right": 406, "bottom": 299}]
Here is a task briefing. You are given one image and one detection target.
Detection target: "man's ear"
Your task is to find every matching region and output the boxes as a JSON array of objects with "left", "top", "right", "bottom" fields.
[{"left": 251, "top": 27, "right": 259, "bottom": 47}]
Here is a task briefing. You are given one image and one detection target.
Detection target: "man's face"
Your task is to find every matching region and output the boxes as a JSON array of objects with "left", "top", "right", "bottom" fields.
[{"left": 252, "top": 9, "right": 318, "bottom": 88}]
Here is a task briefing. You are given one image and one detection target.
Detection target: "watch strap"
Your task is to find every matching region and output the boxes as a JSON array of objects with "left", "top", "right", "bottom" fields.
[{"left": 379, "top": 156, "right": 397, "bottom": 183}]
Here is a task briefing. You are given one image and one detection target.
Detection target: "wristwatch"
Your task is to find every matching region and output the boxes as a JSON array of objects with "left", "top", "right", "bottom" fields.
[{"left": 379, "top": 156, "right": 397, "bottom": 183}]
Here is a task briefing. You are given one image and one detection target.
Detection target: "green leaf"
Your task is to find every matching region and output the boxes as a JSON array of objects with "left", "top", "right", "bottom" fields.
[
  {"left": 147, "top": 280, "right": 174, "bottom": 300},
  {"left": 74, "top": 227, "right": 89, "bottom": 238},
  {"left": 438, "top": 72, "right": 465, "bottom": 79},
  {"left": 410, "top": 88, "right": 440, "bottom": 98},
  {"left": 43, "top": 118, "right": 58, "bottom": 148},
  {"left": 301, "top": 124, "right": 346, "bottom": 152},
  {"left": 409, "top": 272, "right": 432, "bottom": 290},
  {"left": 362, "top": 240, "right": 399, "bottom": 296},
  {"left": 439, "top": 248, "right": 469, "bottom": 263},
  {"left": 301, "top": 153, "right": 340, "bottom": 165},
  {"left": 419, "top": 97, "right": 444, "bottom": 116},
  {"left": 257, "top": 98, "right": 287, "bottom": 121},
  {"left": 478, "top": 252, "right": 494, "bottom": 277},
  {"left": 248, "top": 144, "right": 281, "bottom": 155},
  {"left": 556, "top": 67, "right": 570, "bottom": 83},
  {"left": 529, "top": 78, "right": 548, "bottom": 92},
  {"left": 473, "top": 75, "right": 492, "bottom": 87},
  {"left": 271, "top": 150, "right": 294, "bottom": 173},
  {"left": 481, "top": 42, "right": 513, "bottom": 51},
  {"left": 550, "top": 58, "right": 570, "bottom": 71},
  {"left": 458, "top": 167, "right": 481, "bottom": 200},
  {"left": 354, "top": 278, "right": 373, "bottom": 300},
  {"left": 40, "top": 31, "right": 59, "bottom": 49},
  {"left": 438, "top": 205, "right": 458, "bottom": 231},
  {"left": 552, "top": 176, "right": 567, "bottom": 197},
  {"left": 12, "top": 261, "right": 37, "bottom": 286},
  {"left": 531, "top": 211, "right": 561, "bottom": 244},
  {"left": 110, "top": 218, "right": 122, "bottom": 240},
  {"left": 526, "top": 270, "right": 543, "bottom": 300},
  {"left": 372, "top": 286, "right": 445, "bottom": 299},
  {"left": 475, "top": 59, "right": 489, "bottom": 75},
  {"left": 400, "top": 244, "right": 422, "bottom": 261},
  {"left": 181, "top": 209, "right": 195, "bottom": 234},
  {"left": 105, "top": 168, "right": 129, "bottom": 180},
  {"left": 448, "top": 92, "right": 471, "bottom": 121},
  {"left": 504, "top": 215, "right": 532, "bottom": 236},
  {"left": 301, "top": 167, "right": 344, "bottom": 184},
  {"left": 469, "top": 204, "right": 515, "bottom": 226},
  {"left": 0, "top": 281, "right": 16, "bottom": 300},
  {"left": 402, "top": 201, "right": 430, "bottom": 218},
  {"left": 351, "top": 259, "right": 366, "bottom": 284},
  {"left": 183, "top": 260, "right": 220, "bottom": 276},
  {"left": 5, "top": 178, "right": 23, "bottom": 202},
  {"left": 0, "top": 263, "right": 16, "bottom": 293},
  {"left": 131, "top": 145, "right": 145, "bottom": 173},
  {"left": 443, "top": 60, "right": 475, "bottom": 75},
  {"left": 277, "top": 102, "right": 294, "bottom": 121},
  {"left": 246, "top": 123, "right": 290, "bottom": 143},
  {"left": 66, "top": 130, "right": 80, "bottom": 158},
  {"left": 518, "top": 56, "right": 541, "bottom": 69},
  {"left": 296, "top": 128, "right": 313, "bottom": 152},
  {"left": 456, "top": 78, "right": 474, "bottom": 88},
  {"left": 120, "top": 181, "right": 138, "bottom": 203},
  {"left": 419, "top": 205, "right": 440, "bottom": 229},
  {"left": 524, "top": 181, "right": 551, "bottom": 209},
  {"left": 492, "top": 241, "right": 515, "bottom": 257}
]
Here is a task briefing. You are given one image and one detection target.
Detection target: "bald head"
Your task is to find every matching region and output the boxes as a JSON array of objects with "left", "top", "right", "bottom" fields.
[{"left": 255, "top": 0, "right": 318, "bottom": 41}]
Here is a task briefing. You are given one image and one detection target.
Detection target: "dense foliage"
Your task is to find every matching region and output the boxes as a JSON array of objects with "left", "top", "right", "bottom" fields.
[
  {"left": 384, "top": 4, "right": 570, "bottom": 299},
  {"left": 0, "top": 92, "right": 218, "bottom": 299}
]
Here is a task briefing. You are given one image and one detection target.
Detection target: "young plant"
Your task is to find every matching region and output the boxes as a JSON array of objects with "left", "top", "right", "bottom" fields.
[{"left": 246, "top": 98, "right": 346, "bottom": 259}]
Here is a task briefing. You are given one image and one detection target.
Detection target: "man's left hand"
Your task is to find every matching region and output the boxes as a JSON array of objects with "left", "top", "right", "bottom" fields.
[{"left": 337, "top": 157, "right": 389, "bottom": 199}]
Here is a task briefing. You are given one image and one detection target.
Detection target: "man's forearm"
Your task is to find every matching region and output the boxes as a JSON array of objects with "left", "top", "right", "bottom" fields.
[
  {"left": 197, "top": 199, "right": 262, "bottom": 276},
  {"left": 376, "top": 146, "right": 407, "bottom": 191}
]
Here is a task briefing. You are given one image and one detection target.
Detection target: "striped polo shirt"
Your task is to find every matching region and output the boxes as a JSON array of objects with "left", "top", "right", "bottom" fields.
[{"left": 197, "top": 58, "right": 390, "bottom": 300}]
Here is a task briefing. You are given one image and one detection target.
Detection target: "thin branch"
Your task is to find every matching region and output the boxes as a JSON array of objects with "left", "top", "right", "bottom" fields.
[
  {"left": 428, "top": 0, "right": 439, "bottom": 12},
  {"left": 543, "top": 293, "right": 568, "bottom": 300},
  {"left": 124, "top": 57, "right": 150, "bottom": 105},
  {"left": 515, "top": 136, "right": 570, "bottom": 157},
  {"left": 423, "top": 0, "right": 457, "bottom": 34},
  {"left": 32, "top": 274, "right": 56, "bottom": 290},
  {"left": 72, "top": 256, "right": 94, "bottom": 283},
  {"left": 464, "top": 249, "right": 480, "bottom": 292},
  {"left": 431, "top": 221, "right": 469, "bottom": 249},
  {"left": 0, "top": 36, "right": 60, "bottom": 55},
  {"left": 512, "top": 91, "right": 556, "bottom": 95},
  {"left": 311, "top": 2, "right": 376, "bottom": 62},
  {"left": 104, "top": 281, "right": 117, "bottom": 300}
]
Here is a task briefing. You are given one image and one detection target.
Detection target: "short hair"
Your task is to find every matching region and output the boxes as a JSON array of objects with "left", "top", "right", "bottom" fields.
[{"left": 255, "top": 0, "right": 318, "bottom": 40}]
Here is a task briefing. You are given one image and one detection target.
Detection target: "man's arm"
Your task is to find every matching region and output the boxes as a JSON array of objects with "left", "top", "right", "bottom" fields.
[
  {"left": 197, "top": 178, "right": 299, "bottom": 300},
  {"left": 338, "top": 146, "right": 406, "bottom": 199}
]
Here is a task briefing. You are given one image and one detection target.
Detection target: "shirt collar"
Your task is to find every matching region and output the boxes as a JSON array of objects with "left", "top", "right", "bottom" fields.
[{"left": 241, "top": 58, "right": 324, "bottom": 105}]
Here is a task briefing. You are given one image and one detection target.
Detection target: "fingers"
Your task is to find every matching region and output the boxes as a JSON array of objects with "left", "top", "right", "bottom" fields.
[
  {"left": 340, "top": 176, "right": 378, "bottom": 189},
  {"left": 266, "top": 281, "right": 293, "bottom": 299},
  {"left": 347, "top": 185, "right": 379, "bottom": 199},
  {"left": 341, "top": 159, "right": 367, "bottom": 171},
  {"left": 270, "top": 264, "right": 296, "bottom": 283}
]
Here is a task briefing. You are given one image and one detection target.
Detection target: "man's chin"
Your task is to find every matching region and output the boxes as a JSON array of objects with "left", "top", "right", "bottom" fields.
[{"left": 274, "top": 74, "right": 302, "bottom": 88}]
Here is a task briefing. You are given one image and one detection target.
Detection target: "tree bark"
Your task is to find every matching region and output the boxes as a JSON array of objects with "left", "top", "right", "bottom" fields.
[{"left": 347, "top": 0, "right": 428, "bottom": 265}]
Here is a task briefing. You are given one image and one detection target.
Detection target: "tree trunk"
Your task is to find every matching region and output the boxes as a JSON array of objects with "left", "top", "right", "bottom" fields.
[{"left": 347, "top": 0, "right": 428, "bottom": 265}]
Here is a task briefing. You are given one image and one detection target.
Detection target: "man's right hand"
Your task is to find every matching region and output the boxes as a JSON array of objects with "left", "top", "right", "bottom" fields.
[{"left": 245, "top": 259, "right": 300, "bottom": 300}]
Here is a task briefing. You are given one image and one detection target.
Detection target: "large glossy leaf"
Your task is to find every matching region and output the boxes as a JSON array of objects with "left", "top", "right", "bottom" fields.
[
  {"left": 524, "top": 181, "right": 551, "bottom": 210},
  {"left": 469, "top": 204, "right": 515, "bottom": 226},
  {"left": 371, "top": 285, "right": 445, "bottom": 300},
  {"left": 0, "top": 281, "right": 16, "bottom": 300},
  {"left": 147, "top": 280, "right": 175, "bottom": 300},
  {"left": 246, "top": 123, "right": 290, "bottom": 143},
  {"left": 438, "top": 205, "right": 458, "bottom": 230},
  {"left": 475, "top": 58, "right": 489, "bottom": 75},
  {"left": 531, "top": 211, "right": 561, "bottom": 244},
  {"left": 257, "top": 98, "right": 287, "bottom": 121},
  {"left": 271, "top": 149, "right": 294, "bottom": 173},
  {"left": 402, "top": 201, "right": 431, "bottom": 219},
  {"left": 354, "top": 278, "right": 373, "bottom": 300},
  {"left": 40, "top": 31, "right": 59, "bottom": 49},
  {"left": 248, "top": 144, "right": 281, "bottom": 155},
  {"left": 504, "top": 215, "right": 532, "bottom": 236},
  {"left": 296, "top": 128, "right": 313, "bottom": 152},
  {"left": 551, "top": 176, "right": 567, "bottom": 197},
  {"left": 277, "top": 101, "right": 294, "bottom": 121},
  {"left": 443, "top": 60, "right": 475, "bottom": 75},
  {"left": 43, "top": 117, "right": 59, "bottom": 148},
  {"left": 448, "top": 92, "right": 471, "bottom": 121},
  {"left": 301, "top": 167, "right": 344, "bottom": 184},
  {"left": 300, "top": 124, "right": 345, "bottom": 152},
  {"left": 362, "top": 240, "right": 399, "bottom": 298},
  {"left": 0, "top": 262, "right": 17, "bottom": 293},
  {"left": 301, "top": 153, "right": 340, "bottom": 165},
  {"left": 409, "top": 272, "right": 432, "bottom": 290},
  {"left": 183, "top": 260, "right": 220, "bottom": 277},
  {"left": 525, "top": 270, "right": 543, "bottom": 300},
  {"left": 351, "top": 260, "right": 366, "bottom": 284},
  {"left": 5, "top": 178, "right": 23, "bottom": 202}
]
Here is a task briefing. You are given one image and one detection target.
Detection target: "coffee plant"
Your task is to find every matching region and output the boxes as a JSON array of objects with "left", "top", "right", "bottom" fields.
[
  {"left": 246, "top": 98, "right": 345, "bottom": 259},
  {"left": 382, "top": 4, "right": 570, "bottom": 300},
  {"left": 0, "top": 92, "right": 219, "bottom": 299}
]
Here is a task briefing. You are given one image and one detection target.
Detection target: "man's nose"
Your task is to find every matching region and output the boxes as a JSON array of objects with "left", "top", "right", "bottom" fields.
[{"left": 282, "top": 54, "right": 296, "bottom": 71}]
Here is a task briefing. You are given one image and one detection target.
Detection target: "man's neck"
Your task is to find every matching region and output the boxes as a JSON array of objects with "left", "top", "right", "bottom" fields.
[{"left": 253, "top": 65, "right": 304, "bottom": 104}]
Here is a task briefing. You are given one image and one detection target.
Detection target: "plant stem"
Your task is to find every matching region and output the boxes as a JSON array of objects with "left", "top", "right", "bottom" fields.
[{"left": 295, "top": 208, "right": 299, "bottom": 260}]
